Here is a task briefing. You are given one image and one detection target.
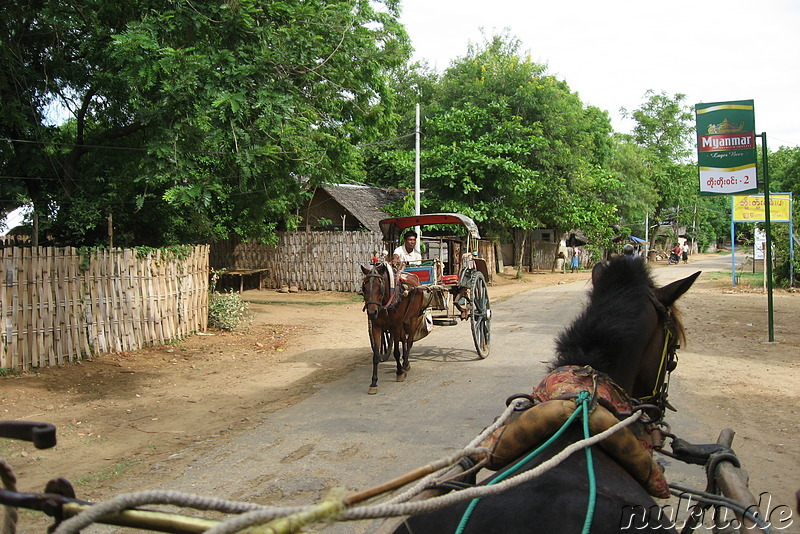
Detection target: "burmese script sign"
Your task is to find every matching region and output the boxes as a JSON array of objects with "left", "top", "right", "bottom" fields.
[
  {"left": 732, "top": 193, "right": 792, "bottom": 223},
  {"left": 695, "top": 100, "right": 757, "bottom": 196}
]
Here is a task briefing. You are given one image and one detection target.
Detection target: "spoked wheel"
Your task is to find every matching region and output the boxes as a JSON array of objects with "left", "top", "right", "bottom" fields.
[
  {"left": 368, "top": 320, "right": 393, "bottom": 362},
  {"left": 469, "top": 272, "right": 491, "bottom": 358}
]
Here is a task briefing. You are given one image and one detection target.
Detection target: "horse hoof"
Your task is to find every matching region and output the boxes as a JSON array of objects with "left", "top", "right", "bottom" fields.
[
  {"left": 396, "top": 372, "right": 406, "bottom": 382},
  {"left": 368, "top": 386, "right": 378, "bottom": 395},
  {"left": 404, "top": 363, "right": 411, "bottom": 371}
]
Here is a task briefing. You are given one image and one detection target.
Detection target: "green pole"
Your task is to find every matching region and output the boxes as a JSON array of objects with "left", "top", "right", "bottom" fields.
[{"left": 760, "top": 133, "right": 775, "bottom": 342}]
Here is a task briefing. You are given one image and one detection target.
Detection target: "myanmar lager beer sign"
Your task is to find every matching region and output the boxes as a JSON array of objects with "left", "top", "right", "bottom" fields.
[{"left": 695, "top": 99, "right": 757, "bottom": 195}]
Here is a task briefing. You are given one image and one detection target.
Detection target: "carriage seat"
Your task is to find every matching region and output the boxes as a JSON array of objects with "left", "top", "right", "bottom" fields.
[{"left": 403, "top": 265, "right": 436, "bottom": 285}]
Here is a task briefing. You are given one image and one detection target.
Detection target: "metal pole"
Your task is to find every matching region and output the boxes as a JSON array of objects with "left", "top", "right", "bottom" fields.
[
  {"left": 759, "top": 133, "right": 775, "bottom": 342},
  {"left": 730, "top": 197, "right": 736, "bottom": 286},
  {"left": 414, "top": 103, "right": 422, "bottom": 252},
  {"left": 791, "top": 193, "right": 795, "bottom": 287}
]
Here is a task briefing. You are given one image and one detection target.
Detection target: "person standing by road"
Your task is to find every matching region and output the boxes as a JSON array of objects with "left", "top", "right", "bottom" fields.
[
  {"left": 681, "top": 242, "right": 689, "bottom": 264},
  {"left": 571, "top": 247, "right": 581, "bottom": 273},
  {"left": 556, "top": 251, "right": 566, "bottom": 273}
]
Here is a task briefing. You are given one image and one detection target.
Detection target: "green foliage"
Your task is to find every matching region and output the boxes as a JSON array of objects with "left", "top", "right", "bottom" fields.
[
  {"left": 768, "top": 146, "right": 800, "bottom": 285},
  {"left": 208, "top": 290, "right": 250, "bottom": 331},
  {"left": 622, "top": 91, "right": 705, "bottom": 247},
  {"left": 366, "top": 32, "right": 617, "bottom": 243},
  {"left": 1, "top": 0, "right": 411, "bottom": 246}
]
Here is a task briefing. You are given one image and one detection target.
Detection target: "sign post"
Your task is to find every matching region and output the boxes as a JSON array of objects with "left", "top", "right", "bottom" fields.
[
  {"left": 696, "top": 100, "right": 776, "bottom": 342},
  {"left": 759, "top": 133, "right": 774, "bottom": 341}
]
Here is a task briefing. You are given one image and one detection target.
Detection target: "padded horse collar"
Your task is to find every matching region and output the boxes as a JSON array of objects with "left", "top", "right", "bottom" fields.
[{"left": 636, "top": 291, "right": 681, "bottom": 419}]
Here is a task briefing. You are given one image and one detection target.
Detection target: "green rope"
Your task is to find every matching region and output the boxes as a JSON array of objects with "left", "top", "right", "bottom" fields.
[
  {"left": 454, "top": 392, "right": 591, "bottom": 534},
  {"left": 581, "top": 395, "right": 596, "bottom": 534}
]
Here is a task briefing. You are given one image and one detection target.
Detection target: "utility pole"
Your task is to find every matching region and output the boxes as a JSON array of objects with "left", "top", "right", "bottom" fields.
[{"left": 414, "top": 103, "right": 422, "bottom": 252}]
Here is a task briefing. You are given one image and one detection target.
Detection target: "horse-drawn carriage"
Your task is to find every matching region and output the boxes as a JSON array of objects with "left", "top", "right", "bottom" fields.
[{"left": 361, "top": 213, "right": 492, "bottom": 394}]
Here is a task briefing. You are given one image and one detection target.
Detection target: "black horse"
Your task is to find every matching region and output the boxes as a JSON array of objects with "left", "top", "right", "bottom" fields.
[
  {"left": 361, "top": 262, "right": 428, "bottom": 395},
  {"left": 392, "top": 256, "right": 701, "bottom": 533}
]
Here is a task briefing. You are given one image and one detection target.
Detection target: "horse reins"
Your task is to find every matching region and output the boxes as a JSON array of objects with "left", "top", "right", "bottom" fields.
[{"left": 637, "top": 292, "right": 681, "bottom": 417}]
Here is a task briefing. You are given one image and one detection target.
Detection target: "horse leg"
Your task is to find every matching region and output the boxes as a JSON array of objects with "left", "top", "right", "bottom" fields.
[
  {"left": 394, "top": 331, "right": 406, "bottom": 382},
  {"left": 368, "top": 322, "right": 381, "bottom": 395},
  {"left": 402, "top": 332, "right": 413, "bottom": 372}
]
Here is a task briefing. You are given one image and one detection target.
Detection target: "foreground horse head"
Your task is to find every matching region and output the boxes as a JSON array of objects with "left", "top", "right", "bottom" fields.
[
  {"left": 553, "top": 256, "right": 700, "bottom": 407},
  {"left": 394, "top": 256, "right": 701, "bottom": 533},
  {"left": 360, "top": 263, "right": 427, "bottom": 395}
]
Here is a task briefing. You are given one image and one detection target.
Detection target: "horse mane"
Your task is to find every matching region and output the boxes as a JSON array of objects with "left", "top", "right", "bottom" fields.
[{"left": 550, "top": 256, "right": 683, "bottom": 379}]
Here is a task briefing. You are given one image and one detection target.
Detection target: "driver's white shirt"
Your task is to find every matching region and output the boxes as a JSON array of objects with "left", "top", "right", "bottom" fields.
[{"left": 393, "top": 246, "right": 421, "bottom": 264}]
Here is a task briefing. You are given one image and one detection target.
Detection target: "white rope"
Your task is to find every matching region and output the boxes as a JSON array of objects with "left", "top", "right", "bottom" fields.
[
  {"left": 51, "top": 491, "right": 285, "bottom": 534},
  {"left": 384, "top": 399, "right": 523, "bottom": 505},
  {"left": 51, "top": 448, "right": 486, "bottom": 534},
  {"left": 50, "top": 405, "right": 641, "bottom": 533},
  {"left": 1, "top": 458, "right": 19, "bottom": 534},
  {"left": 342, "top": 410, "right": 642, "bottom": 520}
]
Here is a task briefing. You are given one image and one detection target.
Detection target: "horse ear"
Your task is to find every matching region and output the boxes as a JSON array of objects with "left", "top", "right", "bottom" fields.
[
  {"left": 653, "top": 271, "right": 701, "bottom": 307},
  {"left": 361, "top": 265, "right": 371, "bottom": 275},
  {"left": 591, "top": 262, "right": 606, "bottom": 285}
]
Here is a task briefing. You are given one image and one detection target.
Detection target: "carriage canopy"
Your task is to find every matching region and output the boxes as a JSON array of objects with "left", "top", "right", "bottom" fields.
[{"left": 378, "top": 213, "right": 481, "bottom": 242}]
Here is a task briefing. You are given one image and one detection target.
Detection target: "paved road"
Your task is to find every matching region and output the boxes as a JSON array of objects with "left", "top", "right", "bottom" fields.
[{"left": 156, "top": 255, "right": 739, "bottom": 532}]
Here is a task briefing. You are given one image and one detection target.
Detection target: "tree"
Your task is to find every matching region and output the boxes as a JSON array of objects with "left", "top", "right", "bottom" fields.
[
  {"left": 366, "top": 33, "right": 619, "bottom": 247},
  {"left": 623, "top": 91, "right": 698, "bottom": 246},
  {"left": 1, "top": 0, "right": 410, "bottom": 245},
  {"left": 767, "top": 145, "right": 800, "bottom": 284}
]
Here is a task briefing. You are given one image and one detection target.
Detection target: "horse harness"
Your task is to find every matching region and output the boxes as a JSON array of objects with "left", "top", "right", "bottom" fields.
[
  {"left": 636, "top": 291, "right": 681, "bottom": 419},
  {"left": 362, "top": 264, "right": 429, "bottom": 318},
  {"left": 362, "top": 268, "right": 392, "bottom": 311}
]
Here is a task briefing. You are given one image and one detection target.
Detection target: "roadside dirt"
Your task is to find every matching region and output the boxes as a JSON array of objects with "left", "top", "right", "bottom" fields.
[{"left": 1, "top": 255, "right": 798, "bottom": 524}]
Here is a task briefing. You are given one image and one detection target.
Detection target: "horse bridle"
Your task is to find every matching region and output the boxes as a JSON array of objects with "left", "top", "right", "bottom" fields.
[
  {"left": 636, "top": 292, "right": 681, "bottom": 418},
  {"left": 362, "top": 268, "right": 391, "bottom": 311}
]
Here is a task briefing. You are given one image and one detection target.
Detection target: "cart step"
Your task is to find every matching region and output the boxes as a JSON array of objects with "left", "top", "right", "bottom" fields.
[{"left": 433, "top": 317, "right": 458, "bottom": 326}]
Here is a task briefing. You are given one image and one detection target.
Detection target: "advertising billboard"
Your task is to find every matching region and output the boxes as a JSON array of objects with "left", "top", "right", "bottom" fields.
[{"left": 695, "top": 100, "right": 757, "bottom": 196}]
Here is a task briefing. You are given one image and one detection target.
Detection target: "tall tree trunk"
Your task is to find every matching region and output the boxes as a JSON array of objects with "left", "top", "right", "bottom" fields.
[{"left": 515, "top": 232, "right": 527, "bottom": 279}]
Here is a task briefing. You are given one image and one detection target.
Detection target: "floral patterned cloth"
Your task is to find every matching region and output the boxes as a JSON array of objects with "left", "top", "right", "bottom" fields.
[{"left": 532, "top": 365, "right": 634, "bottom": 417}]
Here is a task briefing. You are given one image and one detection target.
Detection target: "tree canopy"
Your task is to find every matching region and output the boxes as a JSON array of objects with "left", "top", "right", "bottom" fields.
[
  {"left": 1, "top": 0, "right": 410, "bottom": 245},
  {"left": 366, "top": 34, "right": 619, "bottom": 245},
  {"left": 4, "top": 11, "right": 788, "bottom": 254}
]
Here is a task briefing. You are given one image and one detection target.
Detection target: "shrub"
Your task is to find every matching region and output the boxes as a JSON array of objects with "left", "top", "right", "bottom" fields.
[{"left": 208, "top": 290, "right": 250, "bottom": 331}]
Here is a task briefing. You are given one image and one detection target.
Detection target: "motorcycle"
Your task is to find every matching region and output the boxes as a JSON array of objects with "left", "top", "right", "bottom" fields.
[{"left": 668, "top": 252, "right": 680, "bottom": 265}]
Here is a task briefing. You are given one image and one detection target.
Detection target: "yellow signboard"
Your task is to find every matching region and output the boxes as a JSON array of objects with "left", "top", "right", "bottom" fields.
[{"left": 732, "top": 194, "right": 792, "bottom": 222}]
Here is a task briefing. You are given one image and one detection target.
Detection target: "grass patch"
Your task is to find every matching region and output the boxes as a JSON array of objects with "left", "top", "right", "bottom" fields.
[
  {"left": 74, "top": 458, "right": 139, "bottom": 487},
  {"left": 705, "top": 270, "right": 775, "bottom": 289}
]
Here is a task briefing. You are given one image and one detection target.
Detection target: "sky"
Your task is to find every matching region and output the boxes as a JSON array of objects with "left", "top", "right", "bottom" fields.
[{"left": 398, "top": 0, "right": 800, "bottom": 149}]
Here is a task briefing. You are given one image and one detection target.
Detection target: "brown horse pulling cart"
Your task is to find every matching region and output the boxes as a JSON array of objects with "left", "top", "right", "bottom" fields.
[{"left": 361, "top": 213, "right": 492, "bottom": 394}]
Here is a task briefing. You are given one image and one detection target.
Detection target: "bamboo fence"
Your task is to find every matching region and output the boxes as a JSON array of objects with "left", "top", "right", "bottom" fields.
[
  {"left": 210, "top": 231, "right": 385, "bottom": 292},
  {"left": 210, "top": 231, "right": 497, "bottom": 292},
  {"left": 0, "top": 245, "right": 209, "bottom": 371}
]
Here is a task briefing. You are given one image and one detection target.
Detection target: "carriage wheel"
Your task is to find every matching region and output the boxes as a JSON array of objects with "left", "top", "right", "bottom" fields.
[
  {"left": 469, "top": 272, "right": 491, "bottom": 358},
  {"left": 368, "top": 320, "right": 393, "bottom": 362}
]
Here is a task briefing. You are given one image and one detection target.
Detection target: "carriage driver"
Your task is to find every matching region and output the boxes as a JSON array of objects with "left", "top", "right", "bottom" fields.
[{"left": 392, "top": 230, "right": 422, "bottom": 288}]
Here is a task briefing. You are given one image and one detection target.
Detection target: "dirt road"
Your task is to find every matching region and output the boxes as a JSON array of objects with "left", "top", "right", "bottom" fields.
[{"left": 1, "top": 254, "right": 798, "bottom": 532}]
